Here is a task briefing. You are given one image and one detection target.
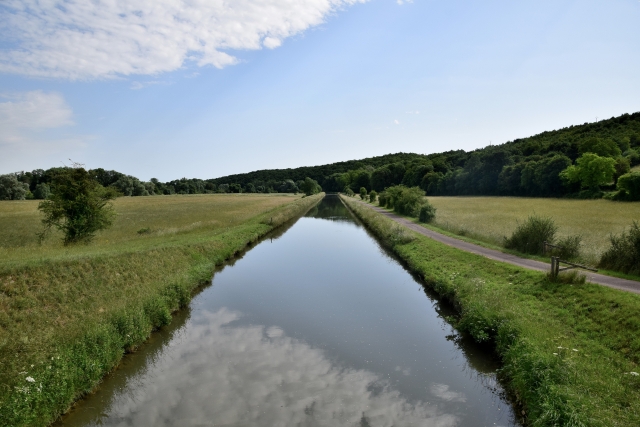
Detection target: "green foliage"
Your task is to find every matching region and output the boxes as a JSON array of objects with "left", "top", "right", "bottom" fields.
[
  {"left": 385, "top": 185, "right": 425, "bottom": 216},
  {"left": 33, "top": 183, "right": 51, "bottom": 199},
  {"left": 300, "top": 177, "right": 321, "bottom": 196},
  {"left": 418, "top": 201, "right": 437, "bottom": 223},
  {"left": 613, "top": 172, "right": 640, "bottom": 201},
  {"left": 0, "top": 174, "right": 29, "bottom": 200},
  {"left": 277, "top": 179, "right": 298, "bottom": 193},
  {"left": 560, "top": 153, "right": 616, "bottom": 191},
  {"left": 554, "top": 235, "right": 582, "bottom": 260},
  {"left": 359, "top": 186, "right": 368, "bottom": 199},
  {"left": 368, "top": 190, "right": 377, "bottom": 203},
  {"left": 599, "top": 222, "right": 640, "bottom": 275},
  {"left": 579, "top": 137, "right": 622, "bottom": 157},
  {"left": 37, "top": 167, "right": 118, "bottom": 245},
  {"left": 343, "top": 186, "right": 355, "bottom": 197},
  {"left": 504, "top": 215, "right": 558, "bottom": 255}
]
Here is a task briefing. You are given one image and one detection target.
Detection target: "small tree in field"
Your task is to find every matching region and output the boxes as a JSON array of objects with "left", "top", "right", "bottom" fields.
[
  {"left": 560, "top": 153, "right": 616, "bottom": 192},
  {"left": 38, "top": 166, "right": 117, "bottom": 245}
]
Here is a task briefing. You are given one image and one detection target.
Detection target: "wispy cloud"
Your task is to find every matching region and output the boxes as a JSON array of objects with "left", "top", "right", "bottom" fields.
[
  {"left": 0, "top": 91, "right": 73, "bottom": 132},
  {"left": 0, "top": 0, "right": 368, "bottom": 80}
]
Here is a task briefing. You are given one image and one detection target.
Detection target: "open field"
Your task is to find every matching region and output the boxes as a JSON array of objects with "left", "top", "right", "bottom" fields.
[
  {"left": 0, "top": 193, "right": 323, "bottom": 426},
  {"left": 427, "top": 196, "right": 640, "bottom": 263},
  {"left": 0, "top": 193, "right": 302, "bottom": 268},
  {"left": 342, "top": 195, "right": 640, "bottom": 427}
]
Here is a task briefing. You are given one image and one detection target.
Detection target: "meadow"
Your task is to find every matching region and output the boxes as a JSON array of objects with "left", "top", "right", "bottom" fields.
[
  {"left": 427, "top": 196, "right": 640, "bottom": 263},
  {"left": 342, "top": 195, "right": 640, "bottom": 427},
  {"left": 0, "top": 193, "right": 323, "bottom": 426}
]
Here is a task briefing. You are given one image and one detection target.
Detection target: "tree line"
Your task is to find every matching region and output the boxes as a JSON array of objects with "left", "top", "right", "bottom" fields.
[{"left": 2, "top": 111, "right": 640, "bottom": 201}]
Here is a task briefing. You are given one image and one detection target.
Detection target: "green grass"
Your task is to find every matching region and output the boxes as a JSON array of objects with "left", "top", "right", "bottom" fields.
[
  {"left": 342, "top": 195, "right": 640, "bottom": 427},
  {"left": 0, "top": 193, "right": 323, "bottom": 427},
  {"left": 425, "top": 196, "right": 640, "bottom": 265}
]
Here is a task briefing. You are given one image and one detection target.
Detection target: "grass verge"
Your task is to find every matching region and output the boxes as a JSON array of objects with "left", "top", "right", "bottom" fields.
[
  {"left": 0, "top": 193, "right": 323, "bottom": 427},
  {"left": 341, "top": 194, "right": 640, "bottom": 427}
]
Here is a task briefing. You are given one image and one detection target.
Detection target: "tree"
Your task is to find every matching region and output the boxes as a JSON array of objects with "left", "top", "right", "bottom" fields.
[
  {"left": 0, "top": 174, "right": 29, "bottom": 200},
  {"left": 33, "top": 183, "right": 51, "bottom": 199},
  {"left": 560, "top": 153, "right": 616, "bottom": 192},
  {"left": 359, "top": 187, "right": 368, "bottom": 200},
  {"left": 300, "top": 177, "right": 321, "bottom": 196},
  {"left": 37, "top": 166, "right": 117, "bottom": 245}
]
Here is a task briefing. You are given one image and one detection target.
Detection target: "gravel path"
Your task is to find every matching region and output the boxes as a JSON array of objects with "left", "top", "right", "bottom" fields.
[{"left": 357, "top": 201, "right": 640, "bottom": 295}]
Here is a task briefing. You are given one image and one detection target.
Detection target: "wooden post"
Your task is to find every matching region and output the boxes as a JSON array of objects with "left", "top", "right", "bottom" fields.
[
  {"left": 550, "top": 256, "right": 556, "bottom": 279},
  {"left": 554, "top": 256, "right": 560, "bottom": 278}
]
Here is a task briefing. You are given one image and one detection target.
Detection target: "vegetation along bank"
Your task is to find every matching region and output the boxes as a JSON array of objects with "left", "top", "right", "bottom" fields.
[
  {"left": 341, "top": 194, "right": 640, "bottom": 427},
  {"left": 0, "top": 192, "right": 323, "bottom": 427}
]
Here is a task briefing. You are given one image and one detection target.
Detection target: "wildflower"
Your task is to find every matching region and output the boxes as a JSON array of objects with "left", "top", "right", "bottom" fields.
[
  {"left": 553, "top": 353, "right": 558, "bottom": 356},
  {"left": 572, "top": 349, "right": 578, "bottom": 352},
  {"left": 25, "top": 377, "right": 35, "bottom": 383},
  {"left": 630, "top": 372, "right": 639, "bottom": 376}
]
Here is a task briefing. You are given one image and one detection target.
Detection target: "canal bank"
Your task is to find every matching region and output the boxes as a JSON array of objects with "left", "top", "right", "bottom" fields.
[
  {"left": 0, "top": 194, "right": 323, "bottom": 427},
  {"left": 53, "top": 195, "right": 518, "bottom": 427},
  {"left": 341, "top": 194, "right": 640, "bottom": 427}
]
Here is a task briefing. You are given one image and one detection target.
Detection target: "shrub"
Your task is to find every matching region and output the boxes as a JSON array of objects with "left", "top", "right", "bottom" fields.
[
  {"left": 369, "top": 190, "right": 377, "bottom": 203},
  {"left": 599, "top": 221, "right": 640, "bottom": 275},
  {"left": 554, "top": 235, "right": 582, "bottom": 260},
  {"left": 378, "top": 191, "right": 388, "bottom": 206},
  {"left": 343, "top": 186, "right": 354, "bottom": 197},
  {"left": 0, "top": 174, "right": 29, "bottom": 200},
  {"left": 418, "top": 201, "right": 436, "bottom": 223},
  {"left": 613, "top": 172, "right": 640, "bottom": 201},
  {"left": 385, "top": 185, "right": 425, "bottom": 216},
  {"left": 359, "top": 187, "right": 368, "bottom": 200},
  {"left": 37, "top": 166, "right": 118, "bottom": 245},
  {"left": 504, "top": 215, "right": 558, "bottom": 255}
]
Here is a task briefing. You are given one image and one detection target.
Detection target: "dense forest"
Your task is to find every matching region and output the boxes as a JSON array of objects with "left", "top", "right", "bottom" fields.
[{"left": 2, "top": 112, "right": 640, "bottom": 200}]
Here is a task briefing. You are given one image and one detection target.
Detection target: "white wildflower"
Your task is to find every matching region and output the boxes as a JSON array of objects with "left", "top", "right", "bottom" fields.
[
  {"left": 630, "top": 372, "right": 639, "bottom": 376},
  {"left": 25, "top": 376, "right": 35, "bottom": 383}
]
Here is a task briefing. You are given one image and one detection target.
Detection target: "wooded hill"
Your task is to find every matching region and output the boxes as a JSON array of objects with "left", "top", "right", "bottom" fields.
[
  {"left": 211, "top": 111, "right": 640, "bottom": 198},
  {"left": 3, "top": 111, "right": 639, "bottom": 200}
]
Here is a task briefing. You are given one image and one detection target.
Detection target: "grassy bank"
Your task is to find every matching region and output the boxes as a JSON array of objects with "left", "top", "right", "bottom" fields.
[
  {"left": 426, "top": 196, "right": 639, "bottom": 264},
  {"left": 341, "top": 195, "right": 640, "bottom": 427},
  {"left": 0, "top": 193, "right": 323, "bottom": 427}
]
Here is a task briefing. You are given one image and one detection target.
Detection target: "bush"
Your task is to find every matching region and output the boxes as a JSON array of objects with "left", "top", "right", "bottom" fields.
[
  {"left": 33, "top": 183, "right": 51, "bottom": 199},
  {"left": 378, "top": 191, "right": 388, "bottom": 206},
  {"left": 359, "top": 187, "right": 368, "bottom": 200},
  {"left": 504, "top": 215, "right": 558, "bottom": 255},
  {"left": 0, "top": 174, "right": 29, "bottom": 200},
  {"left": 418, "top": 201, "right": 436, "bottom": 223},
  {"left": 554, "top": 235, "right": 582, "bottom": 260},
  {"left": 343, "top": 186, "right": 355, "bottom": 197},
  {"left": 369, "top": 190, "right": 377, "bottom": 203},
  {"left": 599, "top": 222, "right": 640, "bottom": 275},
  {"left": 37, "top": 166, "right": 118, "bottom": 245},
  {"left": 613, "top": 172, "right": 640, "bottom": 201},
  {"left": 385, "top": 185, "right": 425, "bottom": 216}
]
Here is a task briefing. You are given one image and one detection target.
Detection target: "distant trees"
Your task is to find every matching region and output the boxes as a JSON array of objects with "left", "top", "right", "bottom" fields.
[
  {"left": 0, "top": 174, "right": 29, "bottom": 200},
  {"left": 300, "top": 177, "right": 321, "bottom": 196},
  {"left": 37, "top": 166, "right": 117, "bottom": 245}
]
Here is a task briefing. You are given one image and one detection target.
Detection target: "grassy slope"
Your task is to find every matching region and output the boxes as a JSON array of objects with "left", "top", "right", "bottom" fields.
[
  {"left": 0, "top": 193, "right": 323, "bottom": 427},
  {"left": 427, "top": 196, "right": 640, "bottom": 264},
  {"left": 341, "top": 195, "right": 640, "bottom": 427}
]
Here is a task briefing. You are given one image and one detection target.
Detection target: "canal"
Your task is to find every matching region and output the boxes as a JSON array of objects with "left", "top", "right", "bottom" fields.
[{"left": 56, "top": 195, "right": 518, "bottom": 426}]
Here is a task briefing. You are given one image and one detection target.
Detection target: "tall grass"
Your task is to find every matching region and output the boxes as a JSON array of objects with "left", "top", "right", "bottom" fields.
[
  {"left": 342, "top": 194, "right": 640, "bottom": 427},
  {"left": 427, "top": 196, "right": 640, "bottom": 264},
  {"left": 0, "top": 193, "right": 323, "bottom": 427}
]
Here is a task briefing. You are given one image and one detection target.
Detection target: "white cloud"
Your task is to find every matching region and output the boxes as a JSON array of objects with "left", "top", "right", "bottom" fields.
[
  {"left": 0, "top": 91, "right": 85, "bottom": 172},
  {"left": 95, "top": 308, "right": 460, "bottom": 426},
  {"left": 394, "top": 119, "right": 400, "bottom": 124},
  {"left": 0, "top": 91, "right": 73, "bottom": 132},
  {"left": 0, "top": 0, "right": 367, "bottom": 80}
]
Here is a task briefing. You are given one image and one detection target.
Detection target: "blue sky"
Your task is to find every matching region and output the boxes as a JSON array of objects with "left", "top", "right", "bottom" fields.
[{"left": 1, "top": 0, "right": 639, "bottom": 181}]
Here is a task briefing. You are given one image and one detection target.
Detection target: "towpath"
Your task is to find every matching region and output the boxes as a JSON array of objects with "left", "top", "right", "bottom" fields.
[{"left": 354, "top": 200, "right": 640, "bottom": 295}]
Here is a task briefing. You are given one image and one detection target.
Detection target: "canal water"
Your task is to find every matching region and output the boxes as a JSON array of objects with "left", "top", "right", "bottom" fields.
[{"left": 56, "top": 196, "right": 518, "bottom": 427}]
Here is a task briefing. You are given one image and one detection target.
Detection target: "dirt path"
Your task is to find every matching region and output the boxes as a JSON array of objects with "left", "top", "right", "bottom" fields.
[{"left": 357, "top": 201, "right": 640, "bottom": 295}]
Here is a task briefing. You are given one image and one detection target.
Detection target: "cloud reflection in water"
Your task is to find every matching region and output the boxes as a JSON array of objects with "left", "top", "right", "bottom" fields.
[{"left": 95, "top": 308, "right": 459, "bottom": 427}]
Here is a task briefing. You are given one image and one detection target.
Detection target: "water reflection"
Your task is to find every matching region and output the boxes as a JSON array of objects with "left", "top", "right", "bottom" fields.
[
  {"left": 57, "top": 196, "right": 517, "bottom": 427},
  {"left": 89, "top": 309, "right": 459, "bottom": 426}
]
